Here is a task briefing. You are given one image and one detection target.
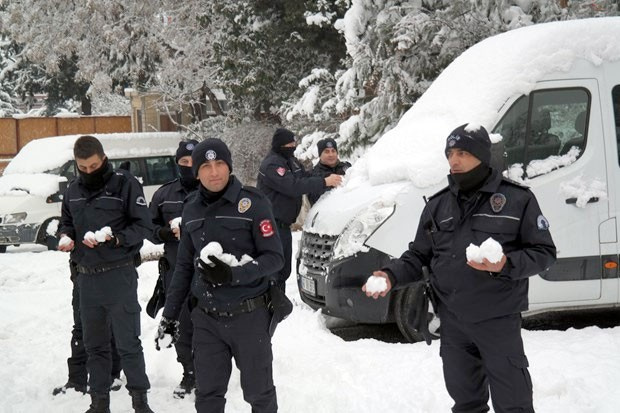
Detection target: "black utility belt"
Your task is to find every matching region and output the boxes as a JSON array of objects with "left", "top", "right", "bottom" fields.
[
  {"left": 76, "top": 257, "right": 135, "bottom": 275},
  {"left": 201, "top": 294, "right": 268, "bottom": 317}
]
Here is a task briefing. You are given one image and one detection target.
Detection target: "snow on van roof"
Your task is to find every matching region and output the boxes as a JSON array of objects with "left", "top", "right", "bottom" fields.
[
  {"left": 348, "top": 17, "right": 620, "bottom": 189},
  {"left": 4, "top": 132, "right": 181, "bottom": 175}
]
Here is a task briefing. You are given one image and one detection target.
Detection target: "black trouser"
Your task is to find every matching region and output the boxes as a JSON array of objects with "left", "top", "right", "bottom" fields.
[
  {"left": 78, "top": 266, "right": 150, "bottom": 394},
  {"left": 275, "top": 223, "right": 292, "bottom": 293},
  {"left": 191, "top": 306, "right": 277, "bottom": 413},
  {"left": 439, "top": 308, "right": 533, "bottom": 413},
  {"left": 162, "top": 262, "right": 194, "bottom": 371},
  {"left": 68, "top": 275, "right": 121, "bottom": 387}
]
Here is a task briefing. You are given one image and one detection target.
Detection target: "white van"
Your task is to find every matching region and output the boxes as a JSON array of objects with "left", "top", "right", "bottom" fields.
[
  {"left": 297, "top": 17, "right": 620, "bottom": 341},
  {"left": 0, "top": 132, "right": 181, "bottom": 252}
]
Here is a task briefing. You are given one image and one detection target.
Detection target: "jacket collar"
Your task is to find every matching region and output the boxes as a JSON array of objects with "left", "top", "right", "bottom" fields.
[{"left": 447, "top": 167, "right": 501, "bottom": 196}]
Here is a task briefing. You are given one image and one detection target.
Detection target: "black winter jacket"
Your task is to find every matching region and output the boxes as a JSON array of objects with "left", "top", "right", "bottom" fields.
[{"left": 384, "top": 168, "right": 557, "bottom": 322}]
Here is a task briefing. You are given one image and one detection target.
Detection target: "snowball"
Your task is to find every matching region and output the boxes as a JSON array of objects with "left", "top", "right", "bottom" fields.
[
  {"left": 83, "top": 231, "right": 96, "bottom": 242},
  {"left": 94, "top": 226, "right": 113, "bottom": 243},
  {"left": 158, "top": 334, "right": 173, "bottom": 349},
  {"left": 365, "top": 275, "right": 388, "bottom": 294},
  {"left": 199, "top": 242, "right": 254, "bottom": 267},
  {"left": 479, "top": 237, "right": 504, "bottom": 264},
  {"left": 170, "top": 217, "right": 182, "bottom": 230},
  {"left": 466, "top": 238, "right": 504, "bottom": 264},
  {"left": 58, "top": 235, "right": 73, "bottom": 247},
  {"left": 466, "top": 243, "right": 484, "bottom": 263}
]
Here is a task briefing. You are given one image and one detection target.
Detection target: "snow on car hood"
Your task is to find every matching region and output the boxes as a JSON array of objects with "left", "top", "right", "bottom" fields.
[{"left": 0, "top": 173, "right": 63, "bottom": 198}]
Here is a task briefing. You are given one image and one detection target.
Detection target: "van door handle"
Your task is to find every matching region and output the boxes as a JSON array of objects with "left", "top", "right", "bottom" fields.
[{"left": 565, "top": 197, "right": 599, "bottom": 204}]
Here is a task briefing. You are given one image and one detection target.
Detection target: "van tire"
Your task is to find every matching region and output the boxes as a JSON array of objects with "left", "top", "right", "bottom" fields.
[
  {"left": 394, "top": 283, "right": 440, "bottom": 343},
  {"left": 37, "top": 217, "right": 60, "bottom": 250},
  {"left": 0, "top": 245, "right": 6, "bottom": 253}
]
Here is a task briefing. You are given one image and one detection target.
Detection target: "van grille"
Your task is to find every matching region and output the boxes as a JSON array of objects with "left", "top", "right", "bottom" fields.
[{"left": 300, "top": 231, "right": 338, "bottom": 276}]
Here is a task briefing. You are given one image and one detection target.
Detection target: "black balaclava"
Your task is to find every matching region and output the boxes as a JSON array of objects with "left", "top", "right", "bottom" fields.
[
  {"left": 451, "top": 163, "right": 491, "bottom": 194},
  {"left": 272, "top": 128, "right": 296, "bottom": 159},
  {"left": 78, "top": 157, "right": 113, "bottom": 191},
  {"left": 176, "top": 139, "right": 199, "bottom": 190}
]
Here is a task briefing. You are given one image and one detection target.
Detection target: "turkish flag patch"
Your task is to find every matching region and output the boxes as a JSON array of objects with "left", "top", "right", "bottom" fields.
[
  {"left": 259, "top": 219, "right": 274, "bottom": 238},
  {"left": 276, "top": 167, "right": 286, "bottom": 176}
]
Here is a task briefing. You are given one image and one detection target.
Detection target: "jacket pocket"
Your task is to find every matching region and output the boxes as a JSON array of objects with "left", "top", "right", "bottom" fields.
[{"left": 471, "top": 214, "right": 520, "bottom": 244}]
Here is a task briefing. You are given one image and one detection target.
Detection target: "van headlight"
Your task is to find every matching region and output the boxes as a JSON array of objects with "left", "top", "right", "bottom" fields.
[
  {"left": 3, "top": 212, "right": 27, "bottom": 224},
  {"left": 333, "top": 203, "right": 395, "bottom": 259}
]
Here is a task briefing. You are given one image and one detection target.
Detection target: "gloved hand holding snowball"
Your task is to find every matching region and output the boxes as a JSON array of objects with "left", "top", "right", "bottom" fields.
[
  {"left": 196, "top": 242, "right": 254, "bottom": 285},
  {"left": 466, "top": 237, "right": 507, "bottom": 274}
]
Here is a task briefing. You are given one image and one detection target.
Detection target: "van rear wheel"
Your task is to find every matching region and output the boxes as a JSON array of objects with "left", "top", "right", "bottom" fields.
[
  {"left": 0, "top": 245, "right": 6, "bottom": 253},
  {"left": 393, "top": 283, "right": 440, "bottom": 343}
]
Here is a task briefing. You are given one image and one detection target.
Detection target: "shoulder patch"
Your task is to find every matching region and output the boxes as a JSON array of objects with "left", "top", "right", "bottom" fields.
[
  {"left": 537, "top": 215, "right": 550, "bottom": 230},
  {"left": 259, "top": 219, "right": 275, "bottom": 238},
  {"left": 428, "top": 186, "right": 450, "bottom": 201},
  {"left": 136, "top": 195, "right": 147, "bottom": 206},
  {"left": 276, "top": 166, "right": 286, "bottom": 176}
]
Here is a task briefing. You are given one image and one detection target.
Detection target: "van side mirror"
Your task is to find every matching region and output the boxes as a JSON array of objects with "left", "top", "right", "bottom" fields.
[{"left": 46, "top": 180, "right": 68, "bottom": 203}]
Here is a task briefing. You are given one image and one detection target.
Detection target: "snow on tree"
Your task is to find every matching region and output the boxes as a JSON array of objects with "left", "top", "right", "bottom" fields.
[{"left": 289, "top": 0, "right": 619, "bottom": 162}]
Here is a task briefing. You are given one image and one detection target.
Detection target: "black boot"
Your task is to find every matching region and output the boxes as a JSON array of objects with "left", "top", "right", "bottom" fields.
[
  {"left": 53, "top": 380, "right": 87, "bottom": 396},
  {"left": 130, "top": 391, "right": 155, "bottom": 413},
  {"left": 84, "top": 393, "right": 110, "bottom": 413},
  {"left": 173, "top": 368, "right": 195, "bottom": 399}
]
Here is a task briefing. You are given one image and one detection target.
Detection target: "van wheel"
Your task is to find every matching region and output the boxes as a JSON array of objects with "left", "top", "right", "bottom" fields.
[
  {"left": 393, "top": 283, "right": 441, "bottom": 343},
  {"left": 0, "top": 245, "right": 6, "bottom": 253},
  {"left": 37, "top": 217, "right": 60, "bottom": 250}
]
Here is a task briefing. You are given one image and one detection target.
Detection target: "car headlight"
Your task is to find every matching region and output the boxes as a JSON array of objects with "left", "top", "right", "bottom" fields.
[
  {"left": 333, "top": 202, "right": 395, "bottom": 259},
  {"left": 3, "top": 212, "right": 27, "bottom": 224}
]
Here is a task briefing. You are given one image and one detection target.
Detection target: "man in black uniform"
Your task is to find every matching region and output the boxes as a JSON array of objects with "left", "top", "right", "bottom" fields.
[
  {"left": 155, "top": 138, "right": 284, "bottom": 413},
  {"left": 257, "top": 128, "right": 342, "bottom": 291},
  {"left": 364, "top": 124, "right": 556, "bottom": 413},
  {"left": 58, "top": 135, "right": 154, "bottom": 413},
  {"left": 308, "top": 137, "right": 351, "bottom": 205},
  {"left": 148, "top": 139, "right": 199, "bottom": 398}
]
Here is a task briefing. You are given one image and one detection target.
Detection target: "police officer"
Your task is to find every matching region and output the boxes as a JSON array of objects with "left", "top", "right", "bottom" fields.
[
  {"left": 364, "top": 124, "right": 556, "bottom": 413},
  {"left": 58, "top": 135, "right": 154, "bottom": 413},
  {"left": 257, "top": 128, "right": 342, "bottom": 291},
  {"left": 52, "top": 256, "right": 122, "bottom": 396},
  {"left": 148, "top": 139, "right": 199, "bottom": 398},
  {"left": 308, "top": 137, "right": 351, "bottom": 205},
  {"left": 155, "top": 138, "right": 284, "bottom": 413}
]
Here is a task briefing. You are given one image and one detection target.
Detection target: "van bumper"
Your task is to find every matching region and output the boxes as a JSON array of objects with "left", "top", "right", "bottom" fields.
[
  {"left": 0, "top": 223, "right": 39, "bottom": 245},
  {"left": 297, "top": 248, "right": 395, "bottom": 323}
]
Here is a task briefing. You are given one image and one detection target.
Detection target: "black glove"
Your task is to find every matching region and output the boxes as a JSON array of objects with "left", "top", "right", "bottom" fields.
[
  {"left": 158, "top": 226, "right": 177, "bottom": 242},
  {"left": 196, "top": 255, "right": 233, "bottom": 285},
  {"left": 154, "top": 316, "right": 180, "bottom": 351}
]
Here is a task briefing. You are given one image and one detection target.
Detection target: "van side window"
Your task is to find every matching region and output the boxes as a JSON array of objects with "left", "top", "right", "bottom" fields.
[
  {"left": 109, "top": 159, "right": 143, "bottom": 182},
  {"left": 145, "top": 156, "right": 177, "bottom": 185},
  {"left": 613, "top": 85, "right": 620, "bottom": 163},
  {"left": 493, "top": 88, "right": 590, "bottom": 177}
]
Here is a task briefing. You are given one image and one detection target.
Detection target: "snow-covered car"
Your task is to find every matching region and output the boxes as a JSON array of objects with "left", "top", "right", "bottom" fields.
[
  {"left": 297, "top": 17, "right": 620, "bottom": 341},
  {"left": 0, "top": 132, "right": 181, "bottom": 252}
]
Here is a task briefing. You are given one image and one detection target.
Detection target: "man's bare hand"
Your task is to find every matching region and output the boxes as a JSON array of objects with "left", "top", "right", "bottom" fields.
[
  {"left": 362, "top": 271, "right": 392, "bottom": 299},
  {"left": 57, "top": 236, "right": 74, "bottom": 252},
  {"left": 325, "top": 174, "right": 343, "bottom": 188},
  {"left": 467, "top": 255, "right": 507, "bottom": 273}
]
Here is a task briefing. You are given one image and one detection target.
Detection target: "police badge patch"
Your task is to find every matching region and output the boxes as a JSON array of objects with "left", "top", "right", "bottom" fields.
[
  {"left": 238, "top": 197, "right": 252, "bottom": 213},
  {"left": 205, "top": 150, "right": 216, "bottom": 160},
  {"left": 490, "top": 193, "right": 506, "bottom": 213},
  {"left": 186, "top": 143, "right": 195, "bottom": 151},
  {"left": 537, "top": 215, "right": 550, "bottom": 230}
]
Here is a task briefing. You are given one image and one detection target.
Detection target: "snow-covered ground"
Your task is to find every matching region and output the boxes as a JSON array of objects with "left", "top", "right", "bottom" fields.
[{"left": 1, "top": 233, "right": 620, "bottom": 413}]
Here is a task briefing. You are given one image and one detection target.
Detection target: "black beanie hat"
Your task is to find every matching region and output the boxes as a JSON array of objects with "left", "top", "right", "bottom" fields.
[
  {"left": 317, "top": 138, "right": 338, "bottom": 156},
  {"left": 191, "top": 138, "right": 233, "bottom": 177},
  {"left": 272, "top": 128, "right": 295, "bottom": 150},
  {"left": 445, "top": 123, "right": 492, "bottom": 166},
  {"left": 175, "top": 139, "right": 199, "bottom": 163}
]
